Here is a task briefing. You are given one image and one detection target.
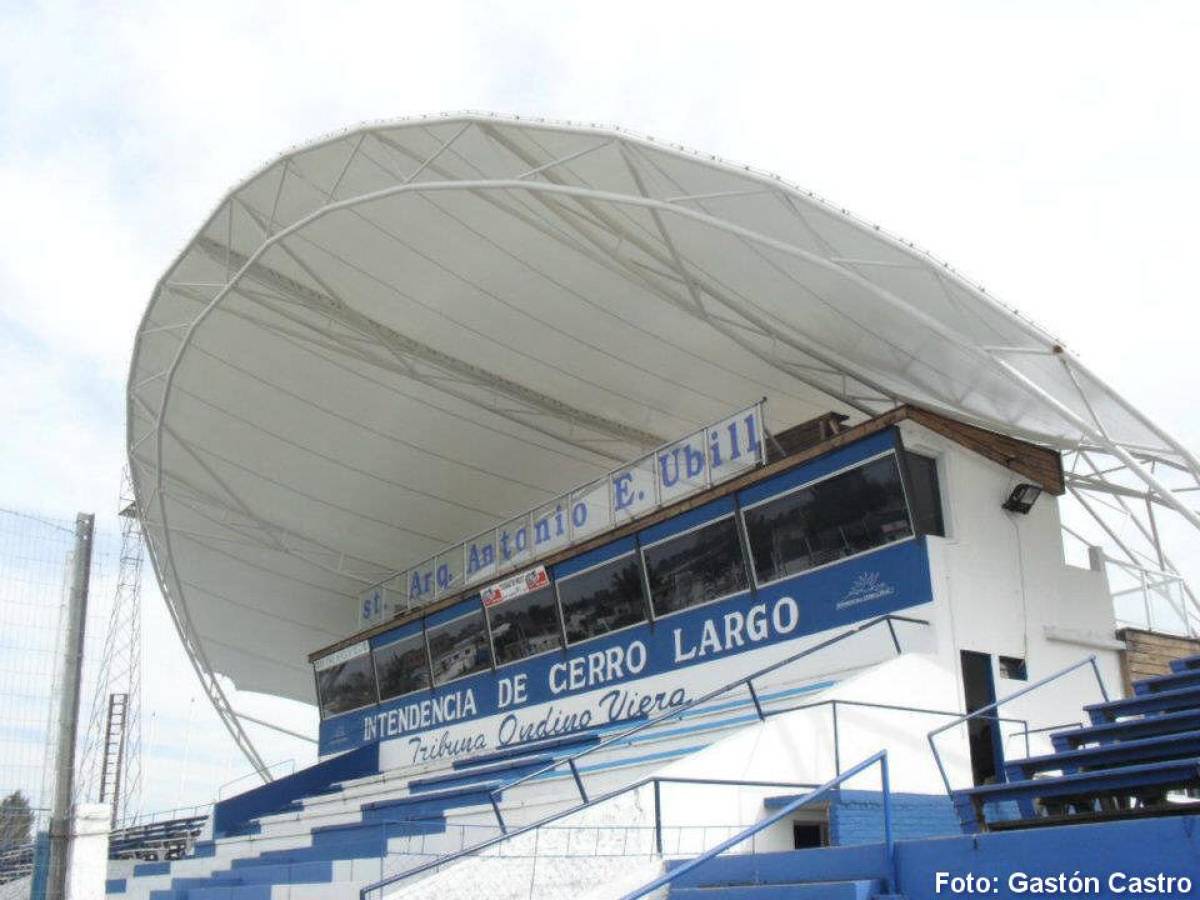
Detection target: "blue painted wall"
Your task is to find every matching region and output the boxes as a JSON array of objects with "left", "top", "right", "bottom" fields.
[
  {"left": 829, "top": 789, "right": 961, "bottom": 845},
  {"left": 320, "top": 429, "right": 934, "bottom": 756},
  {"left": 212, "top": 742, "right": 380, "bottom": 838},
  {"left": 894, "top": 814, "right": 1200, "bottom": 898}
]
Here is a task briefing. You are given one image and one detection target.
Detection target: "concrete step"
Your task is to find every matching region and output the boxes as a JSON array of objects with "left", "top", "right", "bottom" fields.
[
  {"left": 665, "top": 845, "right": 889, "bottom": 889},
  {"left": 408, "top": 755, "right": 551, "bottom": 793},
  {"left": 451, "top": 730, "right": 603, "bottom": 770},
  {"left": 668, "top": 879, "right": 883, "bottom": 898}
]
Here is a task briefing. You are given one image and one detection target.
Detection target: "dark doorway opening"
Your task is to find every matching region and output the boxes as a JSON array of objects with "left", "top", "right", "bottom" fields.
[
  {"left": 960, "top": 650, "right": 1003, "bottom": 786},
  {"left": 792, "top": 821, "right": 827, "bottom": 849}
]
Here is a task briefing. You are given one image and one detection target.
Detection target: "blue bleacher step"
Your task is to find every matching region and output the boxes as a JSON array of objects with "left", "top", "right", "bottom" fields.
[
  {"left": 665, "top": 844, "right": 889, "bottom": 889},
  {"left": 204, "top": 859, "right": 333, "bottom": 885},
  {"left": 186, "top": 885, "right": 273, "bottom": 900},
  {"left": 954, "top": 757, "right": 1200, "bottom": 830},
  {"left": 1084, "top": 684, "right": 1200, "bottom": 724},
  {"left": 363, "top": 779, "right": 502, "bottom": 815},
  {"left": 668, "top": 879, "right": 883, "bottom": 899},
  {"left": 1007, "top": 729, "right": 1200, "bottom": 780},
  {"left": 1051, "top": 709, "right": 1200, "bottom": 751},
  {"left": 451, "top": 730, "right": 602, "bottom": 769},
  {"left": 1134, "top": 668, "right": 1200, "bottom": 696},
  {"left": 409, "top": 754, "right": 552, "bottom": 792},
  {"left": 132, "top": 861, "right": 172, "bottom": 877},
  {"left": 1170, "top": 653, "right": 1200, "bottom": 674},
  {"left": 169, "top": 874, "right": 244, "bottom": 890},
  {"left": 230, "top": 816, "right": 446, "bottom": 868}
]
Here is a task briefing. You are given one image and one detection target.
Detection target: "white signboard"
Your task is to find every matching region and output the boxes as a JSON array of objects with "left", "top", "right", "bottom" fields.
[
  {"left": 314, "top": 639, "right": 369, "bottom": 672},
  {"left": 370, "top": 402, "right": 765, "bottom": 619}
]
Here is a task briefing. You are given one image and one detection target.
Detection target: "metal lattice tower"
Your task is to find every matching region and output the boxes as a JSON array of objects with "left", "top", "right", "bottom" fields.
[{"left": 80, "top": 471, "right": 145, "bottom": 826}]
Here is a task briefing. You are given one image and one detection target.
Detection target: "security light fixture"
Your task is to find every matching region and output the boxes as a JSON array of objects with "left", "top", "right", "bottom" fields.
[{"left": 1002, "top": 483, "right": 1042, "bottom": 515}]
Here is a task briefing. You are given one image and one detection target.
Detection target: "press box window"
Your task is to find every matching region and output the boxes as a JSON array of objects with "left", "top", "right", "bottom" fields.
[
  {"left": 644, "top": 516, "right": 749, "bottom": 617},
  {"left": 374, "top": 632, "right": 431, "bottom": 701},
  {"left": 487, "top": 586, "right": 563, "bottom": 666},
  {"left": 903, "top": 451, "right": 945, "bottom": 537},
  {"left": 426, "top": 608, "right": 492, "bottom": 686},
  {"left": 557, "top": 554, "right": 648, "bottom": 645},
  {"left": 316, "top": 654, "right": 376, "bottom": 717},
  {"left": 744, "top": 454, "right": 914, "bottom": 585}
]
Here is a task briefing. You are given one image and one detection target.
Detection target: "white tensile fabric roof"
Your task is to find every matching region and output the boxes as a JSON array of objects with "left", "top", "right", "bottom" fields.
[{"left": 128, "top": 113, "right": 1200, "bottom": 707}]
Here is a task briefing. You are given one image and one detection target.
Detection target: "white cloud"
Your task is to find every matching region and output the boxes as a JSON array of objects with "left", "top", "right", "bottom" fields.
[{"left": 2, "top": 0, "right": 1199, "bottom": 811}]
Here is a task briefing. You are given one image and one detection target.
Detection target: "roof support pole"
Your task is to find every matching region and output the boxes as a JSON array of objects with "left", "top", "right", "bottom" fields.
[{"left": 993, "top": 356, "right": 1200, "bottom": 533}]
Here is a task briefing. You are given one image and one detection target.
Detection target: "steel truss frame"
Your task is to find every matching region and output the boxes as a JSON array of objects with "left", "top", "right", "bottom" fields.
[{"left": 128, "top": 114, "right": 1200, "bottom": 780}]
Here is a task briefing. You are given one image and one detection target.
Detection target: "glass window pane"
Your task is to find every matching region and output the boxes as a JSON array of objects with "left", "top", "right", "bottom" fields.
[
  {"left": 645, "top": 517, "right": 749, "bottom": 617},
  {"left": 374, "top": 633, "right": 431, "bottom": 701},
  {"left": 745, "top": 455, "right": 914, "bottom": 584},
  {"left": 557, "top": 555, "right": 648, "bottom": 645},
  {"left": 487, "top": 586, "right": 563, "bottom": 665},
  {"left": 317, "top": 655, "right": 376, "bottom": 717},
  {"left": 903, "top": 451, "right": 945, "bottom": 537},
  {"left": 427, "top": 608, "right": 492, "bottom": 685}
]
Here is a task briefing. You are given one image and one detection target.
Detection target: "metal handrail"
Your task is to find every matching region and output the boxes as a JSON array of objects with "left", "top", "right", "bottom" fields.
[
  {"left": 358, "top": 775, "right": 822, "bottom": 898},
  {"left": 218, "top": 757, "right": 296, "bottom": 800},
  {"left": 926, "top": 654, "right": 1109, "bottom": 795},
  {"left": 357, "top": 612, "right": 927, "bottom": 898},
  {"left": 112, "top": 803, "right": 212, "bottom": 833},
  {"left": 493, "top": 613, "right": 928, "bottom": 813},
  {"left": 621, "top": 751, "right": 895, "bottom": 900},
  {"left": 797, "top": 697, "right": 1028, "bottom": 774}
]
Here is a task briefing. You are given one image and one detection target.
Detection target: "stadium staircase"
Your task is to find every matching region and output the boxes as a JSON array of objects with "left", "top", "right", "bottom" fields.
[
  {"left": 105, "top": 645, "right": 1200, "bottom": 897},
  {"left": 952, "top": 650, "right": 1200, "bottom": 832},
  {"left": 103, "top": 697, "right": 781, "bottom": 899},
  {"left": 640, "top": 650, "right": 1200, "bottom": 900},
  {"left": 103, "top": 615, "right": 926, "bottom": 899}
]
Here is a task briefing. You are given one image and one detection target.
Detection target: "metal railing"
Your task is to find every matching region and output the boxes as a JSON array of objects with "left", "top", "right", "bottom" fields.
[
  {"left": 927, "top": 654, "right": 1109, "bottom": 795},
  {"left": 112, "top": 803, "right": 211, "bottom": 833},
  {"left": 358, "top": 774, "right": 822, "bottom": 899},
  {"left": 491, "top": 613, "right": 928, "bottom": 820},
  {"left": 217, "top": 758, "right": 297, "bottom": 800},
  {"left": 790, "top": 698, "right": 1027, "bottom": 775},
  {"left": 358, "top": 612, "right": 927, "bottom": 898},
  {"left": 621, "top": 751, "right": 896, "bottom": 900},
  {"left": 1105, "top": 553, "right": 1198, "bottom": 637}
]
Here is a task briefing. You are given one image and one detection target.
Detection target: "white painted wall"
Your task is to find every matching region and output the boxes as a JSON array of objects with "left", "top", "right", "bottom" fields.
[
  {"left": 362, "top": 426, "right": 1129, "bottom": 897},
  {"left": 375, "top": 423, "right": 1121, "bottom": 799},
  {"left": 66, "top": 803, "right": 110, "bottom": 900},
  {"left": 901, "top": 419, "right": 1122, "bottom": 782}
]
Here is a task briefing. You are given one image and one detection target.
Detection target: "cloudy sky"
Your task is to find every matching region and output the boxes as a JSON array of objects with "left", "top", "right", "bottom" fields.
[{"left": 2, "top": 1, "right": 1199, "bottom": 814}]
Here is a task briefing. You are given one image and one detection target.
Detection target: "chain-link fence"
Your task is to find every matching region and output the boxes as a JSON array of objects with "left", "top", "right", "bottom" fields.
[{"left": 0, "top": 508, "right": 114, "bottom": 898}]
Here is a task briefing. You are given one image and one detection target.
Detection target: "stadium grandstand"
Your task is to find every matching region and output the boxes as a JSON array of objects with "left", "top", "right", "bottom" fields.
[{"left": 101, "top": 113, "right": 1200, "bottom": 898}]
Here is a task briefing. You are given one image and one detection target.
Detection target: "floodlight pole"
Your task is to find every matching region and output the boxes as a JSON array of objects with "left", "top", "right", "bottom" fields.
[{"left": 46, "top": 513, "right": 95, "bottom": 899}]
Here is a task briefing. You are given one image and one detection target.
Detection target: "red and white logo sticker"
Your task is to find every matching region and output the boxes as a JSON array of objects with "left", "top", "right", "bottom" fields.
[{"left": 482, "top": 565, "right": 550, "bottom": 607}]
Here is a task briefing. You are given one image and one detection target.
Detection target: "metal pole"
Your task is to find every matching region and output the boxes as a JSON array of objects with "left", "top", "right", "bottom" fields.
[
  {"left": 881, "top": 754, "right": 897, "bottom": 894},
  {"left": 47, "top": 513, "right": 95, "bottom": 899},
  {"left": 653, "top": 779, "right": 663, "bottom": 855},
  {"left": 832, "top": 702, "right": 841, "bottom": 776}
]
